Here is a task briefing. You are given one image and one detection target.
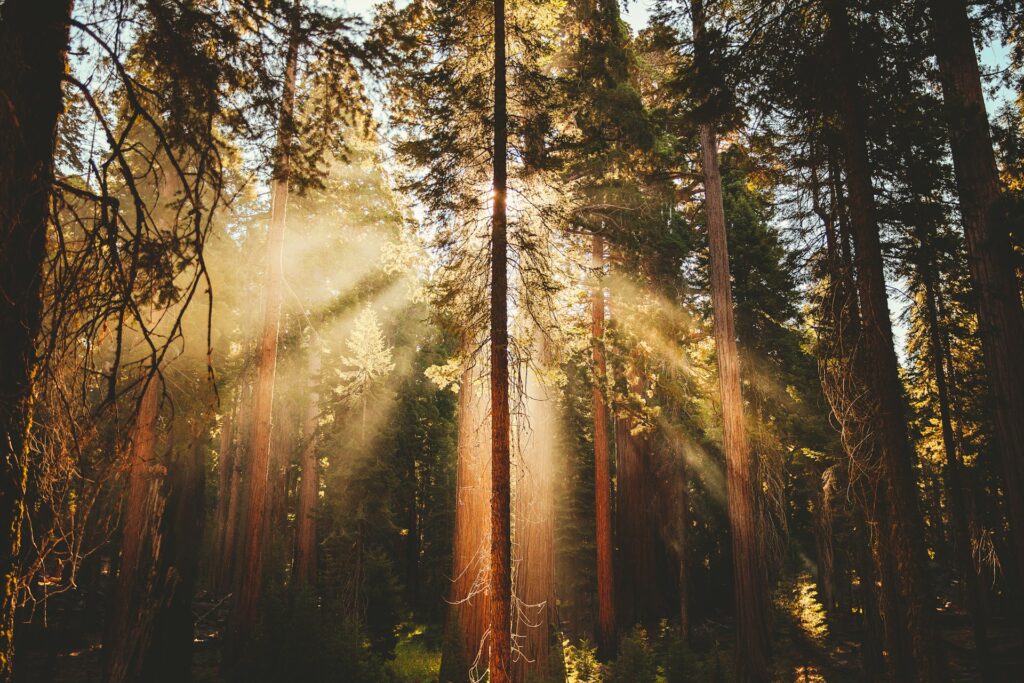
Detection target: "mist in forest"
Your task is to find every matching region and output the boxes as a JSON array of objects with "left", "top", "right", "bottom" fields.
[{"left": 2, "top": 0, "right": 1024, "bottom": 682}]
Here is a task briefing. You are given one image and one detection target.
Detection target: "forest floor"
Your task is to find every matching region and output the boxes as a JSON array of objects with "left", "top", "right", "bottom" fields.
[{"left": 12, "top": 576, "right": 1024, "bottom": 682}]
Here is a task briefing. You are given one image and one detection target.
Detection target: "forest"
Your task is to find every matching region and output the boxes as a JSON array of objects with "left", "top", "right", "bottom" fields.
[{"left": 1, "top": 0, "right": 1023, "bottom": 681}]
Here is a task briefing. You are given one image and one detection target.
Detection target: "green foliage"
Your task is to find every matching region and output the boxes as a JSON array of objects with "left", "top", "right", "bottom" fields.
[
  {"left": 562, "top": 638, "right": 602, "bottom": 683},
  {"left": 605, "top": 628, "right": 658, "bottom": 683},
  {"left": 387, "top": 626, "right": 443, "bottom": 682}
]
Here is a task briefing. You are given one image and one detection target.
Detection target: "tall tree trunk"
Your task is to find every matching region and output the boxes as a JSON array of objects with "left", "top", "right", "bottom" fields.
[
  {"left": 921, "top": 268, "right": 990, "bottom": 667},
  {"left": 614, "top": 405, "right": 659, "bottom": 632},
  {"left": 675, "top": 462, "right": 690, "bottom": 640},
  {"left": 512, "top": 364, "right": 555, "bottom": 683},
  {"left": 590, "top": 234, "right": 616, "bottom": 656},
  {"left": 214, "top": 397, "right": 237, "bottom": 572},
  {"left": 145, "top": 417, "right": 207, "bottom": 682},
  {"left": 928, "top": 0, "right": 1024, "bottom": 602},
  {"left": 691, "top": 4, "right": 770, "bottom": 674},
  {"left": 810, "top": 468, "right": 835, "bottom": 618},
  {"left": 218, "top": 377, "right": 252, "bottom": 593},
  {"left": 696, "top": 117, "right": 770, "bottom": 682},
  {"left": 294, "top": 345, "right": 320, "bottom": 587},
  {"left": 854, "top": 518, "right": 885, "bottom": 681},
  {"left": 265, "top": 392, "right": 291, "bottom": 563},
  {"left": 488, "top": 0, "right": 511, "bottom": 678},
  {"left": 229, "top": 0, "right": 300, "bottom": 667},
  {"left": 0, "top": 2, "right": 72, "bottom": 676},
  {"left": 440, "top": 369, "right": 491, "bottom": 682},
  {"left": 824, "top": 2, "right": 944, "bottom": 679},
  {"left": 104, "top": 376, "right": 162, "bottom": 683}
]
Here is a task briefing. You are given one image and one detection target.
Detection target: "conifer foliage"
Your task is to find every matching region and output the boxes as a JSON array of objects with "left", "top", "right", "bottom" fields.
[{"left": 1, "top": 0, "right": 1023, "bottom": 681}]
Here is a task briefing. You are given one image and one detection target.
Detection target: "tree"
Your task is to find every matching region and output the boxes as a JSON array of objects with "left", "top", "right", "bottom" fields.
[
  {"left": 228, "top": 1, "right": 301, "bottom": 667},
  {"left": 689, "top": 1, "right": 770, "bottom": 678},
  {"left": 822, "top": 1, "right": 943, "bottom": 678},
  {"left": 0, "top": 4, "right": 74, "bottom": 676},
  {"left": 488, "top": 0, "right": 512, "bottom": 679},
  {"left": 590, "top": 234, "right": 616, "bottom": 656},
  {"left": 927, "top": 0, "right": 1024, "bottom": 600},
  {"left": 294, "top": 342, "right": 321, "bottom": 586}
]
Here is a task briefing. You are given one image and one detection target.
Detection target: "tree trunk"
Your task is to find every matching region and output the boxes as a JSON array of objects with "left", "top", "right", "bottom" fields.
[
  {"left": 921, "top": 268, "right": 990, "bottom": 666},
  {"left": 144, "top": 418, "right": 207, "bottom": 682},
  {"left": 213, "top": 394, "right": 238, "bottom": 581},
  {"left": 104, "top": 381, "right": 208, "bottom": 683},
  {"left": 218, "top": 377, "right": 251, "bottom": 593},
  {"left": 294, "top": 345, "right": 320, "bottom": 587},
  {"left": 512, "top": 364, "right": 555, "bottom": 683},
  {"left": 439, "top": 369, "right": 491, "bottom": 682},
  {"left": 488, "top": 0, "right": 512, "bottom": 678},
  {"left": 103, "top": 377, "right": 162, "bottom": 683},
  {"left": 614, "top": 408, "right": 659, "bottom": 632},
  {"left": 928, "top": 0, "right": 1024, "bottom": 603},
  {"left": 229, "top": 0, "right": 300, "bottom": 667},
  {"left": 697, "top": 117, "right": 770, "bottom": 682},
  {"left": 0, "top": 2, "right": 72, "bottom": 676},
  {"left": 824, "top": 2, "right": 944, "bottom": 679},
  {"left": 590, "top": 234, "right": 616, "bottom": 657},
  {"left": 810, "top": 468, "right": 835, "bottom": 618},
  {"left": 265, "top": 392, "right": 291, "bottom": 562},
  {"left": 690, "top": 3, "right": 770, "bottom": 678},
  {"left": 854, "top": 518, "right": 885, "bottom": 681}
]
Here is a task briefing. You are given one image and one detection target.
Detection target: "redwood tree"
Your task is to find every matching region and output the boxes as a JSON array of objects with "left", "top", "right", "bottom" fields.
[
  {"left": 0, "top": 2, "right": 73, "bottom": 676},
  {"left": 293, "top": 344, "right": 321, "bottom": 586},
  {"left": 591, "top": 234, "right": 616, "bottom": 656},
  {"left": 824, "top": 0, "right": 944, "bottom": 678},
  {"left": 488, "top": 0, "right": 512, "bottom": 678},
  {"left": 690, "top": 1, "right": 770, "bottom": 678},
  {"left": 228, "top": 0, "right": 301, "bottom": 667},
  {"left": 927, "top": 0, "right": 1024, "bottom": 598}
]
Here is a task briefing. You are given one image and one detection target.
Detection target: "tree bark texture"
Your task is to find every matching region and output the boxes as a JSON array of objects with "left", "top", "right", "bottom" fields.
[
  {"left": 0, "top": 2, "right": 72, "bottom": 676},
  {"left": 511, "top": 364, "right": 555, "bottom": 683},
  {"left": 103, "top": 377, "right": 162, "bottom": 683},
  {"left": 229, "top": 1, "right": 300, "bottom": 667},
  {"left": 614, "top": 412, "right": 659, "bottom": 632},
  {"left": 698, "top": 120, "right": 771, "bottom": 683},
  {"left": 439, "top": 370, "right": 491, "bottom": 683},
  {"left": 825, "top": 2, "right": 944, "bottom": 679},
  {"left": 590, "top": 234, "right": 617, "bottom": 657},
  {"left": 294, "top": 345, "right": 321, "bottom": 586},
  {"left": 489, "top": 0, "right": 512, "bottom": 677},
  {"left": 929, "top": 0, "right": 1024, "bottom": 600},
  {"left": 689, "top": 2, "right": 770, "bottom": 677}
]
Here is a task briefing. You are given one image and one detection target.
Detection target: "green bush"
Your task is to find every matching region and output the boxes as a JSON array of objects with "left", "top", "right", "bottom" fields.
[
  {"left": 562, "top": 638, "right": 602, "bottom": 683},
  {"left": 605, "top": 627, "right": 657, "bottom": 683}
]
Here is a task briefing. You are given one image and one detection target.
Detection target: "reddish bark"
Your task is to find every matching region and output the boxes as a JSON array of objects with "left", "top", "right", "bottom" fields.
[
  {"left": 440, "top": 370, "right": 491, "bottom": 682},
  {"left": 294, "top": 346, "right": 320, "bottom": 586},
  {"left": 689, "top": 3, "right": 770, "bottom": 677},
  {"left": 511, "top": 366, "right": 555, "bottom": 683},
  {"left": 695, "top": 112, "right": 771, "bottom": 683},
  {"left": 614, "top": 413, "right": 659, "bottom": 632},
  {"left": 591, "top": 234, "right": 617, "bottom": 656},
  {"left": 488, "top": 0, "right": 511, "bottom": 677},
  {"left": 229, "top": 1, "right": 300, "bottom": 666},
  {"left": 104, "top": 377, "right": 162, "bottom": 683}
]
